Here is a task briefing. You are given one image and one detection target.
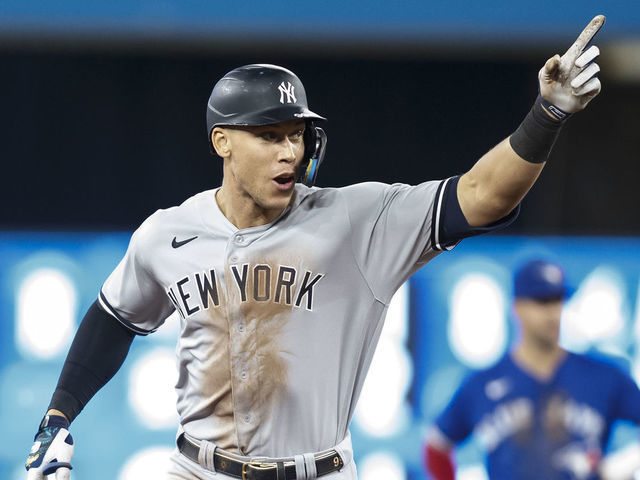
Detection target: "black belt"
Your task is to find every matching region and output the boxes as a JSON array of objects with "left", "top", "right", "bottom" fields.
[{"left": 177, "top": 434, "right": 344, "bottom": 479}]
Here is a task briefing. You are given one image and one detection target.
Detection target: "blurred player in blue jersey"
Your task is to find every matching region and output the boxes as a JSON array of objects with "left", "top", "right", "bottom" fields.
[{"left": 424, "top": 259, "right": 640, "bottom": 480}]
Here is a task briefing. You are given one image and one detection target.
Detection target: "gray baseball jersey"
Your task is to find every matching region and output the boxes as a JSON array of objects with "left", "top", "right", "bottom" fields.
[{"left": 99, "top": 179, "right": 452, "bottom": 458}]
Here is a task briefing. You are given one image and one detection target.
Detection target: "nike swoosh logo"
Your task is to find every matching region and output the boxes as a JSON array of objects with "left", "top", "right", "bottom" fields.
[{"left": 172, "top": 236, "right": 198, "bottom": 248}]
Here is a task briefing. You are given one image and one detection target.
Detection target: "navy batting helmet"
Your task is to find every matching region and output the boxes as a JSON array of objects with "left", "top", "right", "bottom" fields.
[{"left": 206, "top": 64, "right": 327, "bottom": 187}]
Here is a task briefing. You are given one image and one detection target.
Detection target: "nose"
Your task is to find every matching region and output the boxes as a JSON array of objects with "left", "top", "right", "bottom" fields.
[{"left": 278, "top": 137, "right": 297, "bottom": 163}]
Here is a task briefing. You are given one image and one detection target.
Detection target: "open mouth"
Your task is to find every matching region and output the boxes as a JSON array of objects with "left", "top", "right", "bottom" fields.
[{"left": 273, "top": 174, "right": 295, "bottom": 189}]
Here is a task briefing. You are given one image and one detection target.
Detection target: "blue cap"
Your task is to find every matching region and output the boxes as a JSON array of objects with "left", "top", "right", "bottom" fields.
[{"left": 514, "top": 259, "right": 568, "bottom": 300}]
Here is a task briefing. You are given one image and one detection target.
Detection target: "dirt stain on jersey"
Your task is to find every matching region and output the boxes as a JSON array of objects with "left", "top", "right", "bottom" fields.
[
  {"left": 237, "top": 257, "right": 297, "bottom": 401},
  {"left": 244, "top": 287, "right": 293, "bottom": 408},
  {"left": 198, "top": 306, "right": 237, "bottom": 451},
  {"left": 225, "top": 253, "right": 306, "bottom": 446},
  {"left": 195, "top": 252, "right": 309, "bottom": 453}
]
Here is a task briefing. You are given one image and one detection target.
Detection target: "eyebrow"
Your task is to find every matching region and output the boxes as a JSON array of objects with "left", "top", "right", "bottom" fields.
[{"left": 254, "top": 123, "right": 305, "bottom": 134}]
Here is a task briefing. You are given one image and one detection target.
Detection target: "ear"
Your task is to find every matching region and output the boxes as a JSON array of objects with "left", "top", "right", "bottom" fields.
[{"left": 211, "top": 127, "right": 231, "bottom": 158}]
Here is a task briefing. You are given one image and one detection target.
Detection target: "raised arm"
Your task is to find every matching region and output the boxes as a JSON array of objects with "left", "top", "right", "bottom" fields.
[{"left": 458, "top": 15, "right": 605, "bottom": 227}]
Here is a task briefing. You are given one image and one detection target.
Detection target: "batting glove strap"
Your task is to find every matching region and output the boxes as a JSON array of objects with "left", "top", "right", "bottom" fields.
[
  {"left": 509, "top": 95, "right": 566, "bottom": 164},
  {"left": 26, "top": 415, "right": 74, "bottom": 473},
  {"left": 43, "top": 461, "right": 73, "bottom": 476},
  {"left": 37, "top": 414, "right": 70, "bottom": 434},
  {"left": 538, "top": 96, "right": 572, "bottom": 122}
]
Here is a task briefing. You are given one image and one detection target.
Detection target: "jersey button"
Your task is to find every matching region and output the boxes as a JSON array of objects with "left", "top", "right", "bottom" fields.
[
  {"left": 238, "top": 324, "right": 245, "bottom": 333},
  {"left": 235, "top": 235, "right": 244, "bottom": 244},
  {"left": 241, "top": 370, "right": 247, "bottom": 380},
  {"left": 243, "top": 414, "right": 251, "bottom": 423},
  {"left": 230, "top": 255, "right": 238, "bottom": 263}
]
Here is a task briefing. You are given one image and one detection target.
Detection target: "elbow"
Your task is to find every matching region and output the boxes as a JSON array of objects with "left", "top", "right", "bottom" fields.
[{"left": 477, "top": 195, "right": 517, "bottom": 225}]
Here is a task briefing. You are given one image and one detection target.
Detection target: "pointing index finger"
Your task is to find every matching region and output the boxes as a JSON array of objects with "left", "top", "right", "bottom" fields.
[{"left": 564, "top": 15, "right": 606, "bottom": 59}]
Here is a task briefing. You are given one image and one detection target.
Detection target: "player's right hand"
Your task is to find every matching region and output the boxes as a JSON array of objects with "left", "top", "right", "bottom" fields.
[
  {"left": 539, "top": 15, "right": 605, "bottom": 116},
  {"left": 25, "top": 415, "right": 74, "bottom": 480}
]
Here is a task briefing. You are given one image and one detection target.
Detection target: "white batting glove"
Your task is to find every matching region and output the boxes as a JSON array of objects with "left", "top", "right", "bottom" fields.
[
  {"left": 539, "top": 15, "right": 605, "bottom": 117},
  {"left": 25, "top": 415, "right": 74, "bottom": 480}
]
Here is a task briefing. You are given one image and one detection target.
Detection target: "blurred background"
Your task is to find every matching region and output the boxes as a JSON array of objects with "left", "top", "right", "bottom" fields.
[{"left": 2, "top": 1, "right": 640, "bottom": 479}]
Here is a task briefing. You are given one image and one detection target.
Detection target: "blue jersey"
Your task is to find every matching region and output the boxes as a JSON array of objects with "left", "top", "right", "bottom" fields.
[{"left": 435, "top": 351, "right": 640, "bottom": 480}]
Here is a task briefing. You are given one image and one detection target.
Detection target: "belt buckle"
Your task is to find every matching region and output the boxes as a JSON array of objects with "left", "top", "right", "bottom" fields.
[{"left": 241, "top": 461, "right": 275, "bottom": 480}]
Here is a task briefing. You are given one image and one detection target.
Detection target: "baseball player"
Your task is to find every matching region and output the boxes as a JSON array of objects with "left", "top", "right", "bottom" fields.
[
  {"left": 424, "top": 259, "right": 640, "bottom": 480},
  {"left": 26, "top": 15, "right": 605, "bottom": 480}
]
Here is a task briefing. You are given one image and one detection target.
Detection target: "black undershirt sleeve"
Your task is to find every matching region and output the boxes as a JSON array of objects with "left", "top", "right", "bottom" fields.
[{"left": 48, "top": 300, "right": 136, "bottom": 423}]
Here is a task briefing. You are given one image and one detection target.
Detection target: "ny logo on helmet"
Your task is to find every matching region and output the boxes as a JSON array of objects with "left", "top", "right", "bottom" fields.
[{"left": 278, "top": 81, "right": 297, "bottom": 104}]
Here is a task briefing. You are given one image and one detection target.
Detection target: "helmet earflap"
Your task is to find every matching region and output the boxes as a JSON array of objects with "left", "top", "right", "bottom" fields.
[{"left": 300, "top": 125, "right": 327, "bottom": 187}]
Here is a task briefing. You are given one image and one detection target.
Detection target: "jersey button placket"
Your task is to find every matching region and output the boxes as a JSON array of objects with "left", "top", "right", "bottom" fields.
[
  {"left": 226, "top": 231, "right": 258, "bottom": 447},
  {"left": 229, "top": 232, "right": 248, "bottom": 262}
]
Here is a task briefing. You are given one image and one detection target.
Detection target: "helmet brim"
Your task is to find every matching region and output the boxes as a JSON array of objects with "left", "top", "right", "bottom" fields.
[{"left": 210, "top": 105, "right": 326, "bottom": 128}]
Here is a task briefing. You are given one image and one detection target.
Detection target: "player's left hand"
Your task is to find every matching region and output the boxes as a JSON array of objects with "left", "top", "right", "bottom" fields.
[
  {"left": 539, "top": 14, "right": 605, "bottom": 116},
  {"left": 25, "top": 415, "right": 74, "bottom": 479}
]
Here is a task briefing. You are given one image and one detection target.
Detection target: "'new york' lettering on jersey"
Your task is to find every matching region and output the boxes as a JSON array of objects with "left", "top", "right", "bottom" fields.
[
  {"left": 98, "top": 179, "right": 510, "bottom": 458},
  {"left": 166, "top": 264, "right": 324, "bottom": 318}
]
